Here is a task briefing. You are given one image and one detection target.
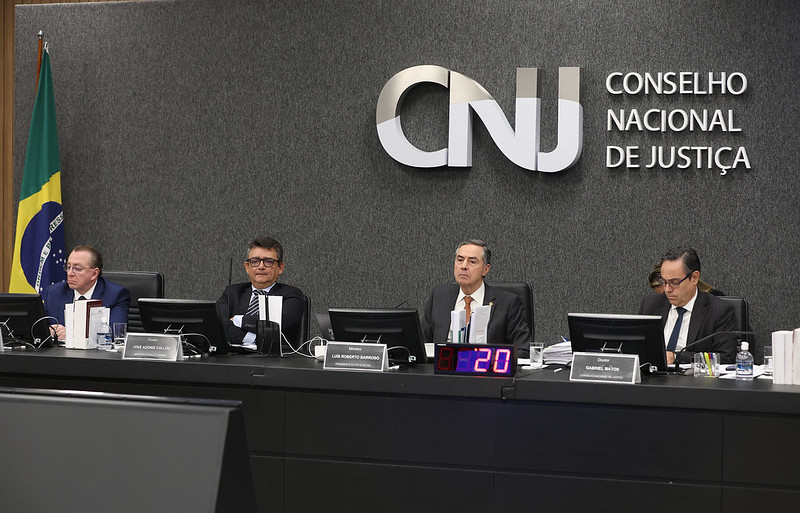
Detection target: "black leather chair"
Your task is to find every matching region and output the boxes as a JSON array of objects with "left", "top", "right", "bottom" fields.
[
  {"left": 717, "top": 295, "right": 751, "bottom": 345},
  {"left": 486, "top": 281, "right": 535, "bottom": 342},
  {"left": 103, "top": 271, "right": 165, "bottom": 332}
]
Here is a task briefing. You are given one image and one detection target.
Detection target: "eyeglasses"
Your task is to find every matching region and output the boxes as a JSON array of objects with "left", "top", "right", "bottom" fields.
[
  {"left": 63, "top": 264, "right": 95, "bottom": 273},
  {"left": 656, "top": 273, "right": 691, "bottom": 288},
  {"left": 245, "top": 257, "right": 280, "bottom": 268}
]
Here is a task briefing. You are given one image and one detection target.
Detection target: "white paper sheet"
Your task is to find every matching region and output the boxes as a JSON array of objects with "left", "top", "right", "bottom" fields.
[
  {"left": 467, "top": 304, "right": 491, "bottom": 344},
  {"left": 449, "top": 309, "right": 466, "bottom": 343},
  {"left": 258, "top": 295, "right": 284, "bottom": 334}
]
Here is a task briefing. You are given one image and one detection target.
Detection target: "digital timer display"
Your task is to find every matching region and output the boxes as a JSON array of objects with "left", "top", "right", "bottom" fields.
[{"left": 433, "top": 343, "right": 517, "bottom": 376}]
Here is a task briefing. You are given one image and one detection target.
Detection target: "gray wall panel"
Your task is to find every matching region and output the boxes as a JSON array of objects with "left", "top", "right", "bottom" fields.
[{"left": 13, "top": 0, "right": 800, "bottom": 354}]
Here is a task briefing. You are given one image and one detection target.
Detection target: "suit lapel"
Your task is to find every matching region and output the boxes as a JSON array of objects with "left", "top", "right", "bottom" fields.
[
  {"left": 658, "top": 296, "right": 671, "bottom": 327},
  {"left": 445, "top": 284, "right": 459, "bottom": 307},
  {"left": 482, "top": 283, "right": 495, "bottom": 306},
  {"left": 239, "top": 283, "right": 253, "bottom": 311},
  {"left": 686, "top": 291, "right": 708, "bottom": 344},
  {"left": 91, "top": 278, "right": 105, "bottom": 300}
]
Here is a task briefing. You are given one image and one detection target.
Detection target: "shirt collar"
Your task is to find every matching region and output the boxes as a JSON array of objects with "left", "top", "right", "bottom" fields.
[
  {"left": 457, "top": 281, "right": 485, "bottom": 305},
  {"left": 252, "top": 283, "right": 276, "bottom": 294},
  {"left": 74, "top": 281, "right": 98, "bottom": 301}
]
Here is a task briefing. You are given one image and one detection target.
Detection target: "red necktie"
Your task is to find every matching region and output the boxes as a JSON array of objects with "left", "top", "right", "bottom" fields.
[{"left": 464, "top": 296, "right": 473, "bottom": 323}]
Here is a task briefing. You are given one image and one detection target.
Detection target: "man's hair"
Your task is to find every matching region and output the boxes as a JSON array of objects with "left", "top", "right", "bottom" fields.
[
  {"left": 661, "top": 247, "right": 700, "bottom": 275},
  {"left": 71, "top": 245, "right": 103, "bottom": 277},
  {"left": 456, "top": 239, "right": 491, "bottom": 265},
  {"left": 248, "top": 236, "right": 284, "bottom": 262}
]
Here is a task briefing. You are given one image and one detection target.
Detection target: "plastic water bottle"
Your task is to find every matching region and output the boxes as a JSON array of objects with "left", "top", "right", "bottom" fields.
[
  {"left": 736, "top": 341, "right": 754, "bottom": 381},
  {"left": 96, "top": 320, "right": 112, "bottom": 350}
]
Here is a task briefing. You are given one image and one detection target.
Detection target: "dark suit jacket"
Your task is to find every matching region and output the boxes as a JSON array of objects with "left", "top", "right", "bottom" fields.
[
  {"left": 43, "top": 277, "right": 131, "bottom": 327},
  {"left": 216, "top": 282, "right": 305, "bottom": 345},
  {"left": 638, "top": 290, "right": 737, "bottom": 363},
  {"left": 422, "top": 282, "right": 532, "bottom": 356}
]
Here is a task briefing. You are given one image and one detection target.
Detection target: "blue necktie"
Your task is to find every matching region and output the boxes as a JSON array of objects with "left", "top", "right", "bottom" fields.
[
  {"left": 666, "top": 307, "right": 687, "bottom": 352},
  {"left": 246, "top": 289, "right": 268, "bottom": 317}
]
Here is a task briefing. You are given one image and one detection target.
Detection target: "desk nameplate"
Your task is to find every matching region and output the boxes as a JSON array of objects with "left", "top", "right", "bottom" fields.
[
  {"left": 123, "top": 333, "right": 183, "bottom": 361},
  {"left": 323, "top": 341, "right": 388, "bottom": 372},
  {"left": 569, "top": 352, "right": 641, "bottom": 384}
]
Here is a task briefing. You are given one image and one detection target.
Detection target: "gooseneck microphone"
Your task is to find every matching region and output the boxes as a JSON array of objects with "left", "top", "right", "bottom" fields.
[{"left": 672, "top": 330, "right": 754, "bottom": 370}]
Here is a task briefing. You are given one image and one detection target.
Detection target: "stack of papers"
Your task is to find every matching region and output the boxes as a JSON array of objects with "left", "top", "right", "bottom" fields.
[
  {"left": 543, "top": 341, "right": 572, "bottom": 365},
  {"left": 772, "top": 329, "right": 799, "bottom": 385}
]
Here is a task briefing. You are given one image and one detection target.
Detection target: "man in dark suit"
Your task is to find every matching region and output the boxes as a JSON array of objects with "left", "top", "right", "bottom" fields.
[
  {"left": 217, "top": 236, "right": 305, "bottom": 347},
  {"left": 43, "top": 245, "right": 131, "bottom": 340},
  {"left": 422, "top": 239, "right": 531, "bottom": 356},
  {"left": 638, "top": 247, "right": 736, "bottom": 364}
]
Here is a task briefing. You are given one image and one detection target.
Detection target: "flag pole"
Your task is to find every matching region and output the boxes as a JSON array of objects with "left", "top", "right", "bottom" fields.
[{"left": 36, "top": 30, "right": 44, "bottom": 93}]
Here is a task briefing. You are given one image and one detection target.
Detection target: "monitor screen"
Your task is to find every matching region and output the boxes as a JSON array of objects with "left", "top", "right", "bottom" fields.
[
  {"left": 0, "top": 293, "right": 54, "bottom": 347},
  {"left": 328, "top": 308, "right": 428, "bottom": 364},
  {"left": 138, "top": 298, "right": 229, "bottom": 355},
  {"left": 567, "top": 313, "right": 667, "bottom": 372}
]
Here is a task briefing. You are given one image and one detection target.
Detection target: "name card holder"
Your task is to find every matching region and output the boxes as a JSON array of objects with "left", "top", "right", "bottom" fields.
[
  {"left": 123, "top": 333, "right": 184, "bottom": 361},
  {"left": 323, "top": 341, "right": 388, "bottom": 372},
  {"left": 569, "top": 352, "right": 641, "bottom": 384}
]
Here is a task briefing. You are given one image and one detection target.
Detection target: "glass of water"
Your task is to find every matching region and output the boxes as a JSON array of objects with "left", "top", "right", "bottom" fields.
[
  {"left": 113, "top": 322, "right": 127, "bottom": 349},
  {"left": 763, "top": 345, "right": 773, "bottom": 375},
  {"left": 529, "top": 342, "right": 544, "bottom": 368}
]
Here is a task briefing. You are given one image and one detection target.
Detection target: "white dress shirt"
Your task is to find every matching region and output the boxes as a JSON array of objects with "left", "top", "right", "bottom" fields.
[{"left": 663, "top": 286, "right": 698, "bottom": 352}]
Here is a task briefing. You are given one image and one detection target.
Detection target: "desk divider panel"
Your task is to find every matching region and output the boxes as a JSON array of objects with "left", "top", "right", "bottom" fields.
[
  {"left": 284, "top": 458, "right": 493, "bottom": 513},
  {"left": 722, "top": 415, "right": 800, "bottom": 487},
  {"left": 283, "top": 390, "right": 499, "bottom": 467},
  {"left": 495, "top": 401, "right": 723, "bottom": 482}
]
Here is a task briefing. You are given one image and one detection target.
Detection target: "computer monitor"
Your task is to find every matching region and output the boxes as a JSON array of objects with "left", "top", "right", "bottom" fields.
[
  {"left": 567, "top": 313, "right": 668, "bottom": 372},
  {"left": 0, "top": 293, "right": 54, "bottom": 347},
  {"left": 138, "top": 298, "right": 229, "bottom": 355},
  {"left": 328, "top": 308, "right": 428, "bottom": 364}
]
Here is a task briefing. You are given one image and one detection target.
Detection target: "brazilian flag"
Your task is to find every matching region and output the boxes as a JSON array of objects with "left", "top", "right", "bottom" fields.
[{"left": 9, "top": 49, "right": 66, "bottom": 294}]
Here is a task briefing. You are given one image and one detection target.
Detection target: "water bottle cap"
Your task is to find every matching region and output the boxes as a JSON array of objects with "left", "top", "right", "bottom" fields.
[{"left": 741, "top": 342, "right": 749, "bottom": 351}]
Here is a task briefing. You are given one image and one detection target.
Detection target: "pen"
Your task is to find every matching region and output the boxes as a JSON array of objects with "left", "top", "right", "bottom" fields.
[{"left": 703, "top": 352, "right": 713, "bottom": 376}]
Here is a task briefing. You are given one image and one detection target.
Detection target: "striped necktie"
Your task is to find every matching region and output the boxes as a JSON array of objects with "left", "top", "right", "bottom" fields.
[{"left": 246, "top": 289, "right": 268, "bottom": 317}]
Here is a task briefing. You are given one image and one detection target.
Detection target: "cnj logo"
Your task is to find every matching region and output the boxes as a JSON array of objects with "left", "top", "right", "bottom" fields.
[{"left": 376, "top": 66, "right": 583, "bottom": 173}]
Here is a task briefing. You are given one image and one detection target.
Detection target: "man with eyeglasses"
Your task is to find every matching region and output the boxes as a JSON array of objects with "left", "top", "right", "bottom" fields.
[
  {"left": 216, "top": 237, "right": 305, "bottom": 348},
  {"left": 638, "top": 247, "right": 736, "bottom": 364},
  {"left": 43, "top": 245, "right": 131, "bottom": 341}
]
